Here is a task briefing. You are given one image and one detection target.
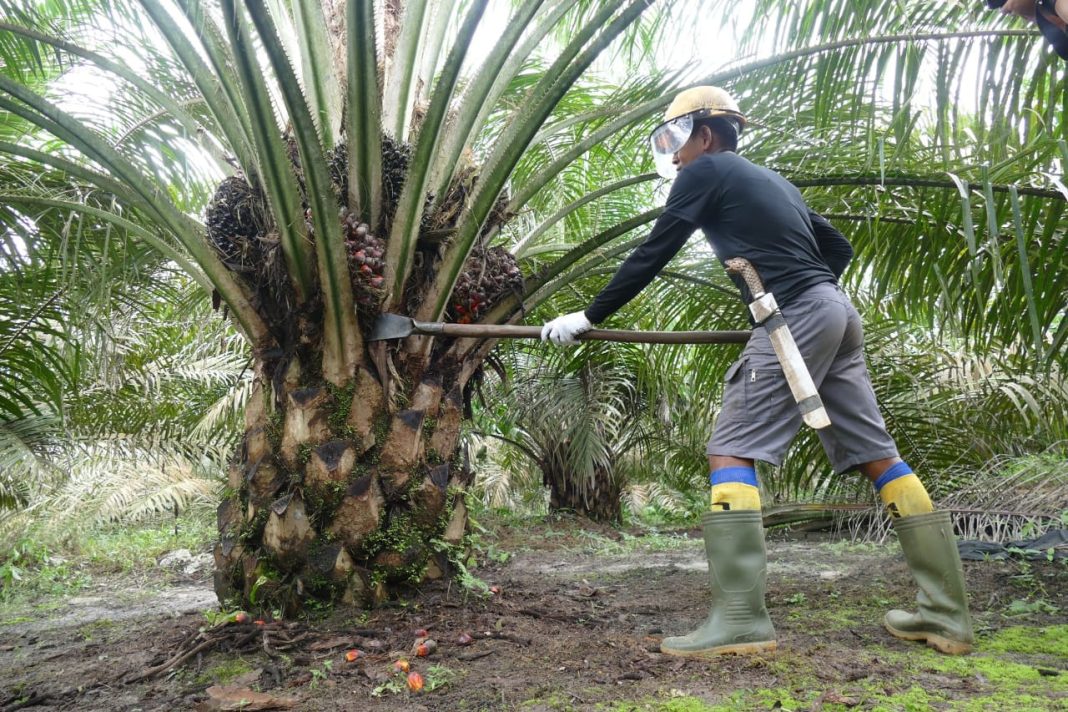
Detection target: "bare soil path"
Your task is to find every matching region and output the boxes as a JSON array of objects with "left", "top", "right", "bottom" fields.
[{"left": 1, "top": 516, "right": 1065, "bottom": 711}]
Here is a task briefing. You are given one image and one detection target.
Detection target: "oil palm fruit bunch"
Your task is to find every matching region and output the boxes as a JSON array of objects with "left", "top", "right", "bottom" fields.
[
  {"left": 343, "top": 210, "right": 387, "bottom": 307},
  {"left": 449, "top": 246, "right": 524, "bottom": 324},
  {"left": 380, "top": 134, "right": 411, "bottom": 211},
  {"left": 326, "top": 135, "right": 411, "bottom": 221},
  {"left": 205, "top": 176, "right": 265, "bottom": 273}
]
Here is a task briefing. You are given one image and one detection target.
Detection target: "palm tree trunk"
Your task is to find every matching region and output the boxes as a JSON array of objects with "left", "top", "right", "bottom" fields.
[{"left": 213, "top": 349, "right": 473, "bottom": 612}]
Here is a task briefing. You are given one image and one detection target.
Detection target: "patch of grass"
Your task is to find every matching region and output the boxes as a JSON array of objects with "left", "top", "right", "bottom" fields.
[
  {"left": 0, "top": 510, "right": 214, "bottom": 612},
  {"left": 77, "top": 511, "right": 216, "bottom": 574},
  {"left": 32, "top": 599, "right": 63, "bottom": 613},
  {"left": 0, "top": 545, "right": 91, "bottom": 604},
  {"left": 0, "top": 615, "right": 33, "bottom": 626},
  {"left": 954, "top": 692, "right": 1067, "bottom": 712},
  {"left": 520, "top": 692, "right": 578, "bottom": 710},
  {"left": 981, "top": 624, "right": 1068, "bottom": 657},
  {"left": 574, "top": 528, "right": 694, "bottom": 557},
  {"left": 821, "top": 540, "right": 892, "bottom": 556},
  {"left": 863, "top": 630, "right": 1068, "bottom": 710},
  {"left": 423, "top": 664, "right": 457, "bottom": 692},
  {"left": 1003, "top": 597, "right": 1060, "bottom": 618},
  {"left": 195, "top": 657, "right": 254, "bottom": 686},
  {"left": 863, "top": 685, "right": 938, "bottom": 711},
  {"left": 924, "top": 647, "right": 1068, "bottom": 692},
  {"left": 683, "top": 626, "right": 1067, "bottom": 711},
  {"left": 773, "top": 590, "right": 873, "bottom": 630},
  {"left": 77, "top": 619, "right": 116, "bottom": 642},
  {"left": 749, "top": 686, "right": 819, "bottom": 710},
  {"left": 604, "top": 695, "right": 726, "bottom": 712}
]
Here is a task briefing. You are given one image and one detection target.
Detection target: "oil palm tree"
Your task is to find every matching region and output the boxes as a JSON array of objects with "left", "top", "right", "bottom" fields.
[{"left": 0, "top": 0, "right": 700, "bottom": 611}]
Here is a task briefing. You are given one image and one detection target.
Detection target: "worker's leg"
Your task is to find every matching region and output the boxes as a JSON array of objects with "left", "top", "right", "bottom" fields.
[
  {"left": 708, "top": 455, "right": 761, "bottom": 511},
  {"left": 659, "top": 505, "right": 777, "bottom": 658},
  {"left": 858, "top": 457, "right": 933, "bottom": 518},
  {"left": 862, "top": 459, "right": 973, "bottom": 655},
  {"left": 811, "top": 291, "right": 971, "bottom": 654}
]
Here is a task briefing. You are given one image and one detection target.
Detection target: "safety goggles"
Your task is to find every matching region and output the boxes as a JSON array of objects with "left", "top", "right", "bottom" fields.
[{"left": 649, "top": 113, "right": 694, "bottom": 179}]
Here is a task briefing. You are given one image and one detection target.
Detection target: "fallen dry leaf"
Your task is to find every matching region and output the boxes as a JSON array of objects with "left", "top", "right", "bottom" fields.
[
  {"left": 307, "top": 636, "right": 353, "bottom": 652},
  {"left": 195, "top": 685, "right": 297, "bottom": 711}
]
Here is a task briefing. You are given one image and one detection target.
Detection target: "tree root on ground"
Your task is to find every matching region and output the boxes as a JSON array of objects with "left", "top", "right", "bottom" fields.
[{"left": 122, "top": 620, "right": 320, "bottom": 683}]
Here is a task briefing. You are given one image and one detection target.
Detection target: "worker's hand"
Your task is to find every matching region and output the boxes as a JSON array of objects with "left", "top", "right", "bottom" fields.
[{"left": 541, "top": 311, "right": 592, "bottom": 345}]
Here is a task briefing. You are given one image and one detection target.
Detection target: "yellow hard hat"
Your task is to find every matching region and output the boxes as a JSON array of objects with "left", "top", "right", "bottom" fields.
[
  {"left": 663, "top": 86, "right": 747, "bottom": 129},
  {"left": 650, "top": 86, "right": 746, "bottom": 179}
]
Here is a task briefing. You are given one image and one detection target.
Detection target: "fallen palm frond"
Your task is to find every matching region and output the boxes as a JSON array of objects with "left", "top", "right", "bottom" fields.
[{"left": 938, "top": 449, "right": 1068, "bottom": 543}]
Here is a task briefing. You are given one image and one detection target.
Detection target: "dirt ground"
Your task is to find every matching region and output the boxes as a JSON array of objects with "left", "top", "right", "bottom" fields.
[{"left": 1, "top": 516, "right": 1066, "bottom": 711}]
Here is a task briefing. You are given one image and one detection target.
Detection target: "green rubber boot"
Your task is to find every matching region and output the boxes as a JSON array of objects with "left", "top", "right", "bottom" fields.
[
  {"left": 660, "top": 510, "right": 777, "bottom": 659},
  {"left": 885, "top": 511, "right": 974, "bottom": 655}
]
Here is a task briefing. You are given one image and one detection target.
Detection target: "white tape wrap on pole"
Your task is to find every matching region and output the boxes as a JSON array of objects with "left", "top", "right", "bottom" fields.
[{"left": 725, "top": 258, "right": 831, "bottom": 431}]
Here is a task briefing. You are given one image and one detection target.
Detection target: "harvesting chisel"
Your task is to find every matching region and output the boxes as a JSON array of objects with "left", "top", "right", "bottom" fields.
[{"left": 368, "top": 313, "right": 750, "bottom": 345}]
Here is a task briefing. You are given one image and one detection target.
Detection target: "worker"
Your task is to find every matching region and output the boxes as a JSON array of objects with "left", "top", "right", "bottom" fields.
[
  {"left": 987, "top": 0, "right": 1068, "bottom": 58},
  {"left": 540, "top": 87, "right": 974, "bottom": 658}
]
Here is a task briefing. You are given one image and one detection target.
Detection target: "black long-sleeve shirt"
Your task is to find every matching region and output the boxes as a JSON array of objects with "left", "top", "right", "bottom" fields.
[{"left": 585, "top": 152, "right": 853, "bottom": 324}]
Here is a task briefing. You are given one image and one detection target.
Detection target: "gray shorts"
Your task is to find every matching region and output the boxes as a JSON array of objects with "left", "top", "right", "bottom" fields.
[{"left": 706, "top": 283, "right": 898, "bottom": 473}]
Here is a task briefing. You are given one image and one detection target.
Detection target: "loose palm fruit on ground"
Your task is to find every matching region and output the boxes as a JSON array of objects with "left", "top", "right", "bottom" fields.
[
  {"left": 457, "top": 632, "right": 474, "bottom": 646},
  {"left": 407, "top": 672, "right": 424, "bottom": 692},
  {"left": 393, "top": 659, "right": 410, "bottom": 673},
  {"left": 344, "top": 649, "right": 361, "bottom": 662},
  {"left": 233, "top": 611, "right": 250, "bottom": 624}
]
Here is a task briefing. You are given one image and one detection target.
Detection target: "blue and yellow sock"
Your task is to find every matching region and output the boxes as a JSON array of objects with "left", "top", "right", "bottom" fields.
[
  {"left": 873, "top": 462, "right": 933, "bottom": 518},
  {"left": 710, "top": 466, "right": 761, "bottom": 511}
]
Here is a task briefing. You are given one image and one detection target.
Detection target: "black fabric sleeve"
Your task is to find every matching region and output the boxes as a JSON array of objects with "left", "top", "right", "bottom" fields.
[
  {"left": 583, "top": 213, "right": 695, "bottom": 324},
  {"left": 809, "top": 211, "right": 853, "bottom": 278}
]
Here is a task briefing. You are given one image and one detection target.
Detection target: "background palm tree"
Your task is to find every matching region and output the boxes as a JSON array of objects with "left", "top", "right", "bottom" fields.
[{"left": 476, "top": 347, "right": 661, "bottom": 522}]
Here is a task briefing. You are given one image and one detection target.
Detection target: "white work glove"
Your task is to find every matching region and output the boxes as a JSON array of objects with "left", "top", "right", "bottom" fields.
[{"left": 541, "top": 311, "right": 592, "bottom": 345}]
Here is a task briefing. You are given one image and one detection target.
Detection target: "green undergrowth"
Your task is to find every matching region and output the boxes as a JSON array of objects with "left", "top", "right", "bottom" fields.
[
  {"left": 78, "top": 512, "right": 215, "bottom": 573},
  {"left": 778, "top": 589, "right": 896, "bottom": 630},
  {"left": 0, "top": 509, "right": 215, "bottom": 610},
  {"left": 588, "top": 626, "right": 1068, "bottom": 712},
  {"left": 474, "top": 505, "right": 700, "bottom": 557},
  {"left": 572, "top": 527, "right": 695, "bottom": 556},
  {"left": 600, "top": 697, "right": 724, "bottom": 712}
]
